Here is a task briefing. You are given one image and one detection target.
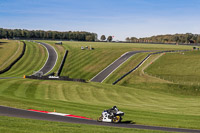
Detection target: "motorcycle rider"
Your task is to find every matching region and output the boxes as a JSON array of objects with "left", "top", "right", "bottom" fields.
[{"left": 106, "top": 106, "right": 118, "bottom": 116}]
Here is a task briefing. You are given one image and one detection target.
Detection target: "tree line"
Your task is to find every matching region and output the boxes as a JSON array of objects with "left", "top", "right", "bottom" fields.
[
  {"left": 126, "top": 33, "right": 200, "bottom": 44},
  {"left": 0, "top": 28, "right": 97, "bottom": 41}
]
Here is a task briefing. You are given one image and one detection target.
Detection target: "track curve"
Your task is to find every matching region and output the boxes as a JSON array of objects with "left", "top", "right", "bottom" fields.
[
  {"left": 33, "top": 42, "right": 58, "bottom": 75},
  {"left": 1, "top": 106, "right": 200, "bottom": 133},
  {"left": 90, "top": 51, "right": 151, "bottom": 83}
]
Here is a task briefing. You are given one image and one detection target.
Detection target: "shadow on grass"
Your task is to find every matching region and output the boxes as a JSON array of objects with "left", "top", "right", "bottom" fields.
[
  {"left": 0, "top": 42, "right": 7, "bottom": 45},
  {"left": 121, "top": 120, "right": 136, "bottom": 124}
]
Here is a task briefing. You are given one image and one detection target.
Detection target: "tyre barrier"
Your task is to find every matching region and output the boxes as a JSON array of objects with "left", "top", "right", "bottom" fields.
[
  {"left": 25, "top": 75, "right": 86, "bottom": 83},
  {"left": 0, "top": 41, "right": 26, "bottom": 74},
  {"left": 57, "top": 50, "right": 68, "bottom": 76},
  {"left": 112, "top": 50, "right": 190, "bottom": 85}
]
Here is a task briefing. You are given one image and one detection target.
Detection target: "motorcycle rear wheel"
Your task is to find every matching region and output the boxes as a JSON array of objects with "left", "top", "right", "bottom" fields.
[{"left": 112, "top": 116, "right": 121, "bottom": 123}]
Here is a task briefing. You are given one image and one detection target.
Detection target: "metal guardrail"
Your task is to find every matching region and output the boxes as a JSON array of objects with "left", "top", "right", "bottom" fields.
[
  {"left": 25, "top": 75, "right": 86, "bottom": 83},
  {"left": 57, "top": 50, "right": 68, "bottom": 76}
]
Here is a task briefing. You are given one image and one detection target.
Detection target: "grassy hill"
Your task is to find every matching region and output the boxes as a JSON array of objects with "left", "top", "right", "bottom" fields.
[
  {"left": 0, "top": 41, "right": 47, "bottom": 77},
  {"left": 0, "top": 40, "right": 200, "bottom": 132},
  {"left": 0, "top": 40, "right": 23, "bottom": 71},
  {"left": 42, "top": 41, "right": 192, "bottom": 81},
  {"left": 0, "top": 78, "right": 200, "bottom": 129},
  {"left": 145, "top": 51, "right": 200, "bottom": 85}
]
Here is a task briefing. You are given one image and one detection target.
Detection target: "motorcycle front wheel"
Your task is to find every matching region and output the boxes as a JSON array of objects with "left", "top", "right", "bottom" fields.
[
  {"left": 112, "top": 116, "right": 121, "bottom": 123},
  {"left": 97, "top": 116, "right": 103, "bottom": 122}
]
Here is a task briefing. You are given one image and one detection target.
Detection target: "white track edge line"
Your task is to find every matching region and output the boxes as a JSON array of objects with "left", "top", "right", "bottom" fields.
[
  {"left": 131, "top": 55, "right": 151, "bottom": 74},
  {"left": 101, "top": 54, "right": 136, "bottom": 83},
  {"left": 48, "top": 112, "right": 70, "bottom": 116},
  {"left": 42, "top": 43, "right": 58, "bottom": 75},
  {"left": 32, "top": 42, "right": 49, "bottom": 75},
  {"left": 32, "top": 42, "right": 58, "bottom": 75},
  {"left": 90, "top": 51, "right": 131, "bottom": 81}
]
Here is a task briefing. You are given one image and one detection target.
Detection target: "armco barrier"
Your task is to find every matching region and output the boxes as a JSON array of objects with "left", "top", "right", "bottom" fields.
[
  {"left": 25, "top": 75, "right": 86, "bottom": 83},
  {"left": 0, "top": 41, "right": 26, "bottom": 74},
  {"left": 57, "top": 50, "right": 68, "bottom": 76},
  {"left": 112, "top": 50, "right": 190, "bottom": 85}
]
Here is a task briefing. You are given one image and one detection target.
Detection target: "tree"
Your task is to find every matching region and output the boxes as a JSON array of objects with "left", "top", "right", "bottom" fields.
[
  {"left": 0, "top": 28, "right": 96, "bottom": 41},
  {"left": 107, "top": 36, "right": 113, "bottom": 42},
  {"left": 186, "top": 33, "right": 193, "bottom": 43},
  {"left": 197, "top": 35, "right": 200, "bottom": 43},
  {"left": 100, "top": 35, "right": 106, "bottom": 41},
  {"left": 174, "top": 36, "right": 180, "bottom": 44},
  {"left": 130, "top": 37, "right": 137, "bottom": 42},
  {"left": 86, "top": 35, "right": 94, "bottom": 41},
  {"left": 125, "top": 37, "right": 130, "bottom": 42}
]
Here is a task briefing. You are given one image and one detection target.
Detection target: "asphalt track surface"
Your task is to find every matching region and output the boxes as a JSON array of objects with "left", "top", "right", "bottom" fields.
[
  {"left": 90, "top": 51, "right": 151, "bottom": 83},
  {"left": 1, "top": 106, "right": 200, "bottom": 133},
  {"left": 34, "top": 42, "right": 58, "bottom": 75}
]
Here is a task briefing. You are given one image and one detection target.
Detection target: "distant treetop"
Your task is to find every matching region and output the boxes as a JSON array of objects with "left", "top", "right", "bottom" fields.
[
  {"left": 126, "top": 33, "right": 200, "bottom": 44},
  {"left": 0, "top": 28, "right": 97, "bottom": 41}
]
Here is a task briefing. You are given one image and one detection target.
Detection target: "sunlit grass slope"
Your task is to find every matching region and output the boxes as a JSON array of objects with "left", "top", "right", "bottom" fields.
[
  {"left": 145, "top": 51, "right": 200, "bottom": 85},
  {"left": 0, "top": 40, "right": 199, "bottom": 131},
  {"left": 41, "top": 41, "right": 193, "bottom": 80},
  {"left": 0, "top": 41, "right": 47, "bottom": 77},
  {"left": 113, "top": 52, "right": 200, "bottom": 95},
  {"left": 0, "top": 78, "right": 200, "bottom": 129},
  {"left": 117, "top": 54, "right": 168, "bottom": 85},
  {"left": 0, "top": 39, "right": 23, "bottom": 71}
]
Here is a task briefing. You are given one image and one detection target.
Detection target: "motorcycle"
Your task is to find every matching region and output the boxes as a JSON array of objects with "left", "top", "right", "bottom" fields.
[{"left": 97, "top": 106, "right": 124, "bottom": 123}]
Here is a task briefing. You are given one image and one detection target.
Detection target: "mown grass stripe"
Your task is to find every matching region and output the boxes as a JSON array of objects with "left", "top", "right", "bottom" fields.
[
  {"left": 9, "top": 42, "right": 37, "bottom": 75},
  {"left": 25, "top": 81, "right": 40, "bottom": 99},
  {"left": 0, "top": 41, "right": 47, "bottom": 77},
  {"left": 2, "top": 42, "right": 34, "bottom": 76},
  {"left": 2, "top": 80, "right": 25, "bottom": 96}
]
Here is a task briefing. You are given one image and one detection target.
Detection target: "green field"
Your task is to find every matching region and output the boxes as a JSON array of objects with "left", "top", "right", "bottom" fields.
[
  {"left": 42, "top": 41, "right": 192, "bottom": 81},
  {"left": 0, "top": 40, "right": 23, "bottom": 71},
  {"left": 0, "top": 40, "right": 200, "bottom": 132},
  {"left": 0, "top": 116, "right": 172, "bottom": 133},
  {"left": 0, "top": 41, "right": 48, "bottom": 77},
  {"left": 0, "top": 78, "right": 200, "bottom": 129},
  {"left": 145, "top": 51, "right": 200, "bottom": 85}
]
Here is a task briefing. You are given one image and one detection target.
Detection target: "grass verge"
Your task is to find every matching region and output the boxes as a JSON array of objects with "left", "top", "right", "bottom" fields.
[{"left": 0, "top": 116, "right": 172, "bottom": 133}]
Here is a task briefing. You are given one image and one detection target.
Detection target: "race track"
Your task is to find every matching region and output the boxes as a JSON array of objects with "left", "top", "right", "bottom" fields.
[
  {"left": 34, "top": 42, "right": 58, "bottom": 75},
  {"left": 1, "top": 106, "right": 200, "bottom": 133},
  {"left": 90, "top": 51, "right": 151, "bottom": 82}
]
